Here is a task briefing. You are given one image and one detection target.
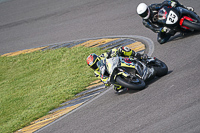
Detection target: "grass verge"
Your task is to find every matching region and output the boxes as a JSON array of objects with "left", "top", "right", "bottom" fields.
[{"left": 0, "top": 46, "right": 106, "bottom": 133}]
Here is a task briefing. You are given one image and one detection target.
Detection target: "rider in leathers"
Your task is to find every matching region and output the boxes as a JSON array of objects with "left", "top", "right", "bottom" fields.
[
  {"left": 86, "top": 46, "right": 146, "bottom": 92},
  {"left": 137, "top": 1, "right": 196, "bottom": 44}
]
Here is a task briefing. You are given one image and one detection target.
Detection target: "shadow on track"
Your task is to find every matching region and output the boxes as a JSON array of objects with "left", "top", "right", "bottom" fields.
[{"left": 168, "top": 31, "right": 200, "bottom": 43}]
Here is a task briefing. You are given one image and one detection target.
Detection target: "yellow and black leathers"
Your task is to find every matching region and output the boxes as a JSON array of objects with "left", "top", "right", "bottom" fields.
[{"left": 93, "top": 46, "right": 143, "bottom": 91}]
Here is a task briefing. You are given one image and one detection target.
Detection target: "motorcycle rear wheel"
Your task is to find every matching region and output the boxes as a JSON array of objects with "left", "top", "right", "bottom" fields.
[{"left": 115, "top": 75, "right": 145, "bottom": 90}]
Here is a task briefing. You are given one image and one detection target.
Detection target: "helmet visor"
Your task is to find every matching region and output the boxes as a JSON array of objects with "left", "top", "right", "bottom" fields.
[
  {"left": 86, "top": 54, "right": 99, "bottom": 70},
  {"left": 140, "top": 8, "right": 150, "bottom": 19}
]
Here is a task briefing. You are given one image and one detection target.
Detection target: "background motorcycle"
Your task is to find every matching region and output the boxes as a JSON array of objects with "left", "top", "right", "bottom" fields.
[
  {"left": 158, "top": 6, "right": 200, "bottom": 32},
  {"left": 97, "top": 56, "right": 168, "bottom": 91}
]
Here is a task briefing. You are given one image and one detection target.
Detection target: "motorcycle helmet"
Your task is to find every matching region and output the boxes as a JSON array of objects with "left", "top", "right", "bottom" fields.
[
  {"left": 86, "top": 53, "right": 100, "bottom": 70},
  {"left": 137, "top": 3, "right": 150, "bottom": 19}
]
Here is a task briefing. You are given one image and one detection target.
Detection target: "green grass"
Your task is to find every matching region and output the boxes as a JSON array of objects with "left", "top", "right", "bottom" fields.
[{"left": 0, "top": 46, "right": 106, "bottom": 133}]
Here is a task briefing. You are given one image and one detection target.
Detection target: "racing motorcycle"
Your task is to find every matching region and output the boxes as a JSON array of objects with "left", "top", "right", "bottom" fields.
[
  {"left": 97, "top": 56, "right": 168, "bottom": 91},
  {"left": 157, "top": 6, "right": 200, "bottom": 32}
]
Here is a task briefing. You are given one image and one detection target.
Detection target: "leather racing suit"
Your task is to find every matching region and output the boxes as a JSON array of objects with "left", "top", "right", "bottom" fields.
[
  {"left": 142, "top": 1, "right": 193, "bottom": 44},
  {"left": 93, "top": 46, "right": 143, "bottom": 92}
]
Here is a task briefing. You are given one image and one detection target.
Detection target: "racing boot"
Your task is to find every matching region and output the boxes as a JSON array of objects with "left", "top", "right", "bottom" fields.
[
  {"left": 186, "top": 7, "right": 194, "bottom": 12},
  {"left": 113, "top": 85, "right": 128, "bottom": 93}
]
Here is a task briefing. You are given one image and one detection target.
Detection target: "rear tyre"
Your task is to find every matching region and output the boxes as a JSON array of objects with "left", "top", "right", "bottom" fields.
[{"left": 115, "top": 76, "right": 145, "bottom": 90}]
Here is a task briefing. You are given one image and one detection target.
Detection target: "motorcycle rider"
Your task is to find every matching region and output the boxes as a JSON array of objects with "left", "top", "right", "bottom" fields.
[
  {"left": 136, "top": 1, "right": 195, "bottom": 44},
  {"left": 86, "top": 46, "right": 146, "bottom": 93}
]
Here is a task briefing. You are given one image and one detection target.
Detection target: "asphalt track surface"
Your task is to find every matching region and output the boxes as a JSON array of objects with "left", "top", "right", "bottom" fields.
[{"left": 1, "top": 0, "right": 200, "bottom": 133}]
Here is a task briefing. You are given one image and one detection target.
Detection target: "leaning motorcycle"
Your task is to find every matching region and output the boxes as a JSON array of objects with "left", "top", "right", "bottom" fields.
[
  {"left": 97, "top": 56, "right": 168, "bottom": 91},
  {"left": 157, "top": 6, "right": 200, "bottom": 32}
]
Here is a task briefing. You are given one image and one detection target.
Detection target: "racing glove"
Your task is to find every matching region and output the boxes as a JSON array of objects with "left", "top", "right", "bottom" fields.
[
  {"left": 161, "top": 27, "right": 170, "bottom": 33},
  {"left": 171, "top": 1, "right": 177, "bottom": 7},
  {"left": 141, "top": 54, "right": 148, "bottom": 60},
  {"left": 94, "top": 70, "right": 100, "bottom": 78},
  {"left": 161, "top": 27, "right": 177, "bottom": 35}
]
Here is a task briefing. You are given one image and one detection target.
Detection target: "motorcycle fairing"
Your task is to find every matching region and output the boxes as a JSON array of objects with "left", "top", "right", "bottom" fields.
[
  {"left": 166, "top": 10, "right": 179, "bottom": 24},
  {"left": 119, "top": 57, "right": 135, "bottom": 69},
  {"left": 158, "top": 6, "right": 180, "bottom": 27}
]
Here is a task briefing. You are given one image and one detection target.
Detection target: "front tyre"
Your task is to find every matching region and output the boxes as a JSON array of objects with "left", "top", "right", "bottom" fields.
[
  {"left": 115, "top": 76, "right": 145, "bottom": 90},
  {"left": 153, "top": 59, "right": 168, "bottom": 77},
  {"left": 182, "top": 19, "right": 200, "bottom": 30}
]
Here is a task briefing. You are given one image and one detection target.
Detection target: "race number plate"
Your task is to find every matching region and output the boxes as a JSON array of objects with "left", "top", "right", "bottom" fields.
[{"left": 166, "top": 10, "right": 178, "bottom": 24}]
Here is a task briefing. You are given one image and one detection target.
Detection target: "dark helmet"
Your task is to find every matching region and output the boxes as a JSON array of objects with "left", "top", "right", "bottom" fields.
[
  {"left": 137, "top": 3, "right": 150, "bottom": 19},
  {"left": 86, "top": 53, "right": 100, "bottom": 70}
]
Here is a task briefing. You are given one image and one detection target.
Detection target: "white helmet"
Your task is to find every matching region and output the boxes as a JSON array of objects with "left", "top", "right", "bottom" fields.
[{"left": 137, "top": 3, "right": 150, "bottom": 19}]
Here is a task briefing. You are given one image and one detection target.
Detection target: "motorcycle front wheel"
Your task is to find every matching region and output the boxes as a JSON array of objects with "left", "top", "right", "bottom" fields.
[
  {"left": 115, "top": 75, "right": 145, "bottom": 90},
  {"left": 153, "top": 59, "right": 168, "bottom": 77},
  {"left": 182, "top": 19, "right": 200, "bottom": 30}
]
